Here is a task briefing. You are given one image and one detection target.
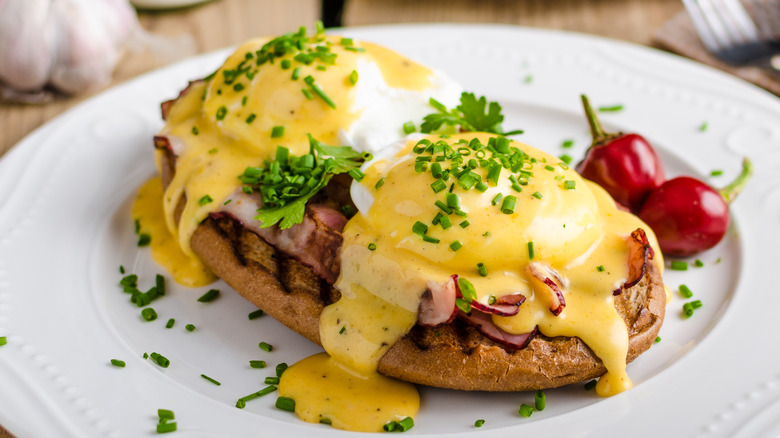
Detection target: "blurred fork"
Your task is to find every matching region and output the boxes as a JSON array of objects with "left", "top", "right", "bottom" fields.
[{"left": 682, "top": 0, "right": 780, "bottom": 77}]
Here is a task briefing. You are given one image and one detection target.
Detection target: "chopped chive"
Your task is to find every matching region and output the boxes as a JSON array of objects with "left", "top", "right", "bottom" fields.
[
  {"left": 431, "top": 179, "right": 447, "bottom": 193},
  {"left": 349, "top": 70, "right": 359, "bottom": 85},
  {"left": 215, "top": 105, "right": 228, "bottom": 120},
  {"left": 532, "top": 191, "right": 543, "bottom": 199},
  {"left": 439, "top": 216, "right": 452, "bottom": 229},
  {"left": 157, "top": 422, "right": 177, "bottom": 434},
  {"left": 524, "top": 74, "right": 533, "bottom": 83},
  {"left": 197, "top": 289, "right": 220, "bottom": 302},
  {"left": 348, "top": 168, "right": 365, "bottom": 181},
  {"left": 158, "top": 409, "right": 175, "bottom": 420},
  {"left": 397, "top": 417, "right": 414, "bottom": 431},
  {"left": 165, "top": 318, "right": 175, "bottom": 329},
  {"left": 459, "top": 220, "right": 470, "bottom": 228},
  {"left": 191, "top": 126, "right": 199, "bottom": 136},
  {"left": 250, "top": 360, "right": 267, "bottom": 368},
  {"left": 488, "top": 295, "right": 496, "bottom": 305},
  {"left": 563, "top": 180, "right": 576, "bottom": 190},
  {"left": 302, "top": 88, "right": 314, "bottom": 100},
  {"left": 201, "top": 374, "right": 221, "bottom": 386},
  {"left": 292, "top": 67, "right": 301, "bottom": 80},
  {"left": 141, "top": 308, "right": 157, "bottom": 321},
  {"left": 710, "top": 169, "right": 723, "bottom": 176},
  {"left": 308, "top": 82, "right": 337, "bottom": 108},
  {"left": 679, "top": 284, "right": 693, "bottom": 298},
  {"left": 654, "top": 336, "right": 661, "bottom": 343},
  {"left": 519, "top": 404, "right": 533, "bottom": 418},
  {"left": 233, "top": 83, "right": 245, "bottom": 92},
  {"left": 535, "top": 390, "right": 545, "bottom": 411},
  {"left": 110, "top": 359, "right": 125, "bottom": 368},
  {"left": 374, "top": 178, "right": 385, "bottom": 190},
  {"left": 235, "top": 386, "right": 277, "bottom": 408},
  {"left": 694, "top": 259, "right": 704, "bottom": 267},
  {"left": 340, "top": 37, "right": 354, "bottom": 45},
  {"left": 265, "top": 376, "right": 280, "bottom": 385},
  {"left": 208, "top": 147, "right": 219, "bottom": 154},
  {"left": 149, "top": 352, "right": 170, "bottom": 368},
  {"left": 258, "top": 342, "right": 273, "bottom": 352},
  {"left": 198, "top": 194, "right": 213, "bottom": 206},
  {"left": 412, "top": 221, "right": 428, "bottom": 236},
  {"left": 446, "top": 192, "right": 460, "bottom": 209},
  {"left": 245, "top": 113, "right": 256, "bottom": 124},
  {"left": 527, "top": 241, "right": 535, "bottom": 260},
  {"left": 241, "top": 95, "right": 248, "bottom": 106},
  {"left": 320, "top": 417, "right": 332, "bottom": 425},
  {"left": 597, "top": 265, "right": 605, "bottom": 272},
  {"left": 598, "top": 104, "right": 624, "bottom": 112},
  {"left": 670, "top": 260, "right": 688, "bottom": 271},
  {"left": 475, "top": 419, "right": 485, "bottom": 427},
  {"left": 491, "top": 193, "right": 503, "bottom": 206},
  {"left": 137, "top": 233, "right": 151, "bottom": 247},
  {"left": 276, "top": 396, "right": 296, "bottom": 412},
  {"left": 276, "top": 363, "right": 288, "bottom": 377},
  {"left": 561, "top": 139, "right": 574, "bottom": 148},
  {"left": 248, "top": 309, "right": 265, "bottom": 320},
  {"left": 584, "top": 380, "right": 597, "bottom": 390},
  {"left": 367, "top": 242, "right": 377, "bottom": 251},
  {"left": 402, "top": 121, "right": 415, "bottom": 134},
  {"left": 559, "top": 154, "right": 572, "bottom": 164},
  {"left": 477, "top": 263, "right": 487, "bottom": 277},
  {"left": 699, "top": 121, "right": 708, "bottom": 132},
  {"left": 501, "top": 195, "right": 517, "bottom": 214},
  {"left": 270, "top": 125, "right": 285, "bottom": 138},
  {"left": 119, "top": 265, "right": 125, "bottom": 274},
  {"left": 422, "top": 235, "right": 440, "bottom": 244},
  {"left": 434, "top": 200, "right": 452, "bottom": 214},
  {"left": 339, "top": 325, "right": 347, "bottom": 334},
  {"left": 185, "top": 324, "right": 196, "bottom": 332},
  {"left": 450, "top": 240, "right": 463, "bottom": 251}
]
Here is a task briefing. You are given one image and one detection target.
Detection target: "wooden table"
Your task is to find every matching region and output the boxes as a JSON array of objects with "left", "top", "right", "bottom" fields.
[{"left": 0, "top": 0, "right": 682, "bottom": 436}]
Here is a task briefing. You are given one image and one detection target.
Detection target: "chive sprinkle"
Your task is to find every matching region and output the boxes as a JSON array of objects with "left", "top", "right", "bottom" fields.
[
  {"left": 149, "top": 352, "right": 170, "bottom": 368},
  {"left": 258, "top": 342, "right": 273, "bottom": 352},
  {"left": 534, "top": 390, "right": 546, "bottom": 411},
  {"left": 519, "top": 404, "right": 533, "bottom": 418},
  {"left": 215, "top": 105, "right": 228, "bottom": 120},
  {"left": 110, "top": 359, "right": 125, "bottom": 368},
  {"left": 500, "top": 196, "right": 517, "bottom": 214},
  {"left": 375, "top": 178, "right": 385, "bottom": 190},
  {"left": 477, "top": 262, "right": 488, "bottom": 277},
  {"left": 679, "top": 284, "right": 693, "bottom": 298},
  {"left": 598, "top": 104, "right": 624, "bottom": 112},
  {"left": 158, "top": 409, "right": 175, "bottom": 420},
  {"left": 141, "top": 308, "right": 157, "bottom": 321},
  {"left": 270, "top": 126, "right": 285, "bottom": 138},
  {"left": 710, "top": 169, "right": 723, "bottom": 176},
  {"left": 561, "top": 139, "right": 574, "bottom": 148},
  {"left": 654, "top": 336, "right": 661, "bottom": 343},
  {"left": 450, "top": 240, "right": 463, "bottom": 251},
  {"left": 265, "top": 376, "right": 280, "bottom": 385},
  {"left": 384, "top": 417, "right": 414, "bottom": 432},
  {"left": 527, "top": 241, "right": 535, "bottom": 260},
  {"left": 191, "top": 126, "right": 199, "bottom": 136},
  {"left": 694, "top": 259, "right": 704, "bottom": 267},
  {"left": 201, "top": 374, "right": 221, "bottom": 386},
  {"left": 157, "top": 422, "right": 177, "bottom": 434},
  {"left": 185, "top": 324, "right": 196, "bottom": 332},
  {"left": 475, "top": 419, "right": 485, "bottom": 427},
  {"left": 670, "top": 260, "right": 688, "bottom": 271},
  {"left": 291, "top": 67, "right": 301, "bottom": 80},
  {"left": 402, "top": 121, "right": 415, "bottom": 134},
  {"left": 368, "top": 243, "right": 377, "bottom": 251},
  {"left": 235, "top": 386, "right": 277, "bottom": 409},
  {"left": 597, "top": 265, "right": 605, "bottom": 272},
  {"left": 276, "top": 362, "right": 288, "bottom": 377},
  {"left": 699, "top": 121, "right": 709, "bottom": 132},
  {"left": 119, "top": 265, "right": 125, "bottom": 274},
  {"left": 197, "top": 289, "right": 220, "bottom": 302},
  {"left": 249, "top": 360, "right": 267, "bottom": 369},
  {"left": 198, "top": 194, "right": 213, "bottom": 206},
  {"left": 245, "top": 114, "right": 256, "bottom": 124},
  {"left": 165, "top": 318, "right": 175, "bottom": 329},
  {"left": 137, "top": 234, "right": 151, "bottom": 247},
  {"left": 563, "top": 180, "right": 576, "bottom": 190},
  {"left": 0, "top": 336, "right": 7, "bottom": 346},
  {"left": 349, "top": 70, "right": 359, "bottom": 85},
  {"left": 248, "top": 309, "right": 265, "bottom": 320},
  {"left": 276, "top": 396, "right": 296, "bottom": 412}
]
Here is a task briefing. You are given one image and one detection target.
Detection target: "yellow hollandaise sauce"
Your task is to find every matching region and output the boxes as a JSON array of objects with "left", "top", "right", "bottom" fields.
[
  {"left": 157, "top": 30, "right": 436, "bottom": 257},
  {"left": 131, "top": 177, "right": 216, "bottom": 287},
  {"left": 278, "top": 353, "right": 419, "bottom": 432},
  {"left": 322, "top": 132, "right": 663, "bottom": 398}
]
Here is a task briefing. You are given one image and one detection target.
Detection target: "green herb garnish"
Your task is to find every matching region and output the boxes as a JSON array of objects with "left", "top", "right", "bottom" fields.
[{"left": 420, "top": 92, "right": 523, "bottom": 136}]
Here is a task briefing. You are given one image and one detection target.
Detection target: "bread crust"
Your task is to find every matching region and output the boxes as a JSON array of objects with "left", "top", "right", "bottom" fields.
[{"left": 191, "top": 214, "right": 665, "bottom": 391}]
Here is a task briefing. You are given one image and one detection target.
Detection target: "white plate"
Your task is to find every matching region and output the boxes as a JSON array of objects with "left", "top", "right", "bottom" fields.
[{"left": 1, "top": 24, "right": 779, "bottom": 438}]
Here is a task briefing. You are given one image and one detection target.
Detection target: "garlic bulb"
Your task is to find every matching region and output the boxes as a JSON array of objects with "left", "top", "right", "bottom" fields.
[{"left": 0, "top": 0, "right": 137, "bottom": 100}]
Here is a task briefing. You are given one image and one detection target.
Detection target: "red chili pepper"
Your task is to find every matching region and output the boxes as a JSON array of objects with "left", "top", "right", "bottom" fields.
[
  {"left": 638, "top": 158, "right": 752, "bottom": 256},
  {"left": 575, "top": 95, "right": 665, "bottom": 212}
]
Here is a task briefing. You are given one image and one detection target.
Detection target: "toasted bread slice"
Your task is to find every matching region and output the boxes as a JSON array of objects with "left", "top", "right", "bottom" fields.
[{"left": 191, "top": 213, "right": 665, "bottom": 391}]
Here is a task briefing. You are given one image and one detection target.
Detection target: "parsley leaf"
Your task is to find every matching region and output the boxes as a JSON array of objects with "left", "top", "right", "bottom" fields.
[
  {"left": 419, "top": 92, "right": 523, "bottom": 136},
  {"left": 244, "top": 135, "right": 368, "bottom": 229}
]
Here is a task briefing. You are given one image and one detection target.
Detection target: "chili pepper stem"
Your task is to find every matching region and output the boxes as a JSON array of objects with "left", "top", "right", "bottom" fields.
[
  {"left": 580, "top": 94, "right": 619, "bottom": 147},
  {"left": 719, "top": 157, "right": 753, "bottom": 204}
]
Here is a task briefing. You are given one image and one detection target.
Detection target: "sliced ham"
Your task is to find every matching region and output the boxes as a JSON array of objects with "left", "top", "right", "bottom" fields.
[
  {"left": 219, "top": 190, "right": 346, "bottom": 284},
  {"left": 620, "top": 228, "right": 655, "bottom": 293},
  {"left": 160, "top": 79, "right": 204, "bottom": 121},
  {"left": 418, "top": 275, "right": 458, "bottom": 327},
  {"left": 459, "top": 310, "right": 537, "bottom": 350},
  {"left": 526, "top": 261, "right": 566, "bottom": 316}
]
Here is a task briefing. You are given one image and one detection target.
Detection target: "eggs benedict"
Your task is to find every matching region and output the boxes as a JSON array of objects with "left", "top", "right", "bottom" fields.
[{"left": 139, "top": 23, "right": 666, "bottom": 433}]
